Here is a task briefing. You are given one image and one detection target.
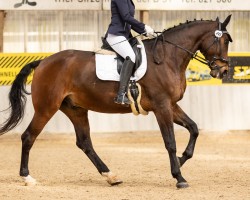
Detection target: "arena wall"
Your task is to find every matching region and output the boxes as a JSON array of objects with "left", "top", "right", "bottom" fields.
[{"left": 1, "top": 9, "right": 250, "bottom": 133}]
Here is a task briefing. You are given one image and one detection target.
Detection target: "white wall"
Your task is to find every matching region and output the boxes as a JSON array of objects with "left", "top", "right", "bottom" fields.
[
  {"left": 4, "top": 10, "right": 250, "bottom": 52},
  {"left": 1, "top": 85, "right": 250, "bottom": 134}
]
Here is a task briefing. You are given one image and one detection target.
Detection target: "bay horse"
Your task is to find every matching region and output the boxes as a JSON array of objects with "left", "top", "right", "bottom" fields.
[{"left": 0, "top": 15, "right": 232, "bottom": 188}]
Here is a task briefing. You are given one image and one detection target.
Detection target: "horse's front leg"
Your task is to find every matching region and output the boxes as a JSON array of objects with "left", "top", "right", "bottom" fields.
[
  {"left": 173, "top": 104, "right": 199, "bottom": 167},
  {"left": 154, "top": 105, "right": 189, "bottom": 188}
]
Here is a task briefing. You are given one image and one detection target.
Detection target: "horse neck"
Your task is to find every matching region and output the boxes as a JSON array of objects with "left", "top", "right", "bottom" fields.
[{"left": 164, "top": 21, "right": 217, "bottom": 70}]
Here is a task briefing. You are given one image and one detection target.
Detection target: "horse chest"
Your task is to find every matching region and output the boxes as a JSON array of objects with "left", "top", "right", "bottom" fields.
[
  {"left": 165, "top": 76, "right": 186, "bottom": 102},
  {"left": 170, "top": 85, "right": 185, "bottom": 102}
]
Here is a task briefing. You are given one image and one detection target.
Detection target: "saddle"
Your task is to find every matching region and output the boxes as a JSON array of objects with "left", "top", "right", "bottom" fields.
[
  {"left": 101, "top": 36, "right": 145, "bottom": 115},
  {"left": 101, "top": 37, "right": 142, "bottom": 75}
]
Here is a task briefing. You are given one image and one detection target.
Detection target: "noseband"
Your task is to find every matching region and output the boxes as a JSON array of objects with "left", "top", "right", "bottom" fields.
[
  {"left": 154, "top": 22, "right": 230, "bottom": 70},
  {"left": 199, "top": 37, "right": 229, "bottom": 71}
]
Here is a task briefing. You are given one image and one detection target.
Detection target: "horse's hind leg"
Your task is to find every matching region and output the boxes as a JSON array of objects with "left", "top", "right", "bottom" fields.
[
  {"left": 20, "top": 111, "right": 55, "bottom": 186},
  {"left": 60, "top": 102, "right": 122, "bottom": 186},
  {"left": 173, "top": 104, "right": 199, "bottom": 167}
]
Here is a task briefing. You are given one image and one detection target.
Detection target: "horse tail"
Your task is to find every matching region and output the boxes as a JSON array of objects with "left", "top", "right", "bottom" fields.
[{"left": 0, "top": 60, "right": 42, "bottom": 135}]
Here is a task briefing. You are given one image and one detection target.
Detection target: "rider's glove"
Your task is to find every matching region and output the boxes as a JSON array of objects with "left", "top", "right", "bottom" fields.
[{"left": 144, "top": 25, "right": 157, "bottom": 38}]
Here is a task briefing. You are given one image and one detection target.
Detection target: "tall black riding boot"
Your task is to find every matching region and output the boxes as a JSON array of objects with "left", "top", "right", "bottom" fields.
[{"left": 114, "top": 56, "right": 134, "bottom": 106}]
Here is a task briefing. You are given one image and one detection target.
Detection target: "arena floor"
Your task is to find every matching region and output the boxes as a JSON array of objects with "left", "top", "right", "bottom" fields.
[{"left": 0, "top": 130, "right": 249, "bottom": 200}]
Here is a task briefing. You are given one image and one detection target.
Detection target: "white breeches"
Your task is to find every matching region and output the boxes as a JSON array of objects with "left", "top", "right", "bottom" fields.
[{"left": 106, "top": 34, "right": 136, "bottom": 63}]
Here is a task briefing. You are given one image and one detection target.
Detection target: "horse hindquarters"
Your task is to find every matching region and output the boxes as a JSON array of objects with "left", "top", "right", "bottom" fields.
[{"left": 20, "top": 68, "right": 64, "bottom": 184}]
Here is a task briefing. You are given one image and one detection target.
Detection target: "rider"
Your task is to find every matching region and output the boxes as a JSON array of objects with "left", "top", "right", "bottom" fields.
[{"left": 106, "top": 0, "right": 156, "bottom": 106}]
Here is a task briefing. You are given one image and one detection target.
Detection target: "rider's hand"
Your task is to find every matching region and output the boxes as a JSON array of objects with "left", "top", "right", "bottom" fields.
[{"left": 144, "top": 25, "right": 157, "bottom": 38}]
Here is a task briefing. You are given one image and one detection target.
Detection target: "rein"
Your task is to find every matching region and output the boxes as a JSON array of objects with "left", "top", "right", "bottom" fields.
[
  {"left": 152, "top": 32, "right": 209, "bottom": 66},
  {"left": 153, "top": 23, "right": 230, "bottom": 70},
  {"left": 163, "top": 38, "right": 209, "bottom": 65},
  {"left": 98, "top": 21, "right": 230, "bottom": 71}
]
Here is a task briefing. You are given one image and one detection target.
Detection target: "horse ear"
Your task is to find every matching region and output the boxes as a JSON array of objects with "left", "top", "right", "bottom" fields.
[
  {"left": 216, "top": 17, "right": 219, "bottom": 22},
  {"left": 222, "top": 15, "right": 232, "bottom": 28}
]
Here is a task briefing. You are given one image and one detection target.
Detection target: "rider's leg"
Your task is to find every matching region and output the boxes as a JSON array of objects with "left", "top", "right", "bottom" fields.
[
  {"left": 106, "top": 34, "right": 135, "bottom": 105},
  {"left": 106, "top": 34, "right": 136, "bottom": 62},
  {"left": 114, "top": 56, "right": 134, "bottom": 105}
]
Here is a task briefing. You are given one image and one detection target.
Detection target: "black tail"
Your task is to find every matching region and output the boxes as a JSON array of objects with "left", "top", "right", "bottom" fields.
[{"left": 0, "top": 60, "right": 42, "bottom": 135}]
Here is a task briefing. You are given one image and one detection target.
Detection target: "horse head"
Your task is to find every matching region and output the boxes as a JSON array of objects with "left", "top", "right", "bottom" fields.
[{"left": 199, "top": 15, "right": 233, "bottom": 79}]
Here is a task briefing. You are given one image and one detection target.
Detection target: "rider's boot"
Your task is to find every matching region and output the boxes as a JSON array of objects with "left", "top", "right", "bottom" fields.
[{"left": 114, "top": 56, "right": 134, "bottom": 106}]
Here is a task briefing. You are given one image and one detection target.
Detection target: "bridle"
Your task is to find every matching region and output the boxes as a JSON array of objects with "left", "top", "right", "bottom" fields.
[
  {"left": 153, "top": 22, "right": 231, "bottom": 71},
  {"left": 199, "top": 22, "right": 231, "bottom": 71}
]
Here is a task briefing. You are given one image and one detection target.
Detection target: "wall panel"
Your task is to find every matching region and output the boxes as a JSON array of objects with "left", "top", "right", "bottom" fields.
[{"left": 3, "top": 10, "right": 249, "bottom": 52}]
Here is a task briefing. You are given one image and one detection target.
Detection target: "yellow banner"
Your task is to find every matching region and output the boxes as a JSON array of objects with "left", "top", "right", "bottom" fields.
[
  {"left": 186, "top": 52, "right": 250, "bottom": 85},
  {"left": 186, "top": 52, "right": 220, "bottom": 85},
  {"left": 0, "top": 53, "right": 51, "bottom": 85}
]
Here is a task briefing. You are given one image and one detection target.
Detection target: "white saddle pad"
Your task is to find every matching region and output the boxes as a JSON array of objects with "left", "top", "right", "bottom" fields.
[{"left": 95, "top": 41, "right": 147, "bottom": 81}]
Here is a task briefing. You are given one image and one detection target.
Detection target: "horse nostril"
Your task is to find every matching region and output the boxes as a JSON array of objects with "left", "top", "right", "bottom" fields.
[{"left": 222, "top": 70, "right": 228, "bottom": 77}]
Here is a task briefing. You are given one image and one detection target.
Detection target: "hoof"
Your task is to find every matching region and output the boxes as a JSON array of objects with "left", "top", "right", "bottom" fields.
[
  {"left": 109, "top": 179, "right": 123, "bottom": 186},
  {"left": 102, "top": 171, "right": 123, "bottom": 186},
  {"left": 176, "top": 182, "right": 189, "bottom": 189},
  {"left": 22, "top": 175, "right": 37, "bottom": 186}
]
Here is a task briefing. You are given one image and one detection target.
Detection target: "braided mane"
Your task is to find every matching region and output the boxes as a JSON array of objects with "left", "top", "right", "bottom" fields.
[{"left": 164, "top": 19, "right": 214, "bottom": 32}]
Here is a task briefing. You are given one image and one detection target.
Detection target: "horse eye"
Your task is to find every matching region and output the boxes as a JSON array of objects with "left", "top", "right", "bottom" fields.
[{"left": 224, "top": 39, "right": 229, "bottom": 45}]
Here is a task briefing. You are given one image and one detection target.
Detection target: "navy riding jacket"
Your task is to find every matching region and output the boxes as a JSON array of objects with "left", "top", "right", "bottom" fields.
[{"left": 107, "top": 0, "right": 145, "bottom": 39}]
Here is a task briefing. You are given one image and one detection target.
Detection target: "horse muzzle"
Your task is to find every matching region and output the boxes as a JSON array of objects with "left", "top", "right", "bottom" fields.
[{"left": 209, "top": 58, "right": 229, "bottom": 79}]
